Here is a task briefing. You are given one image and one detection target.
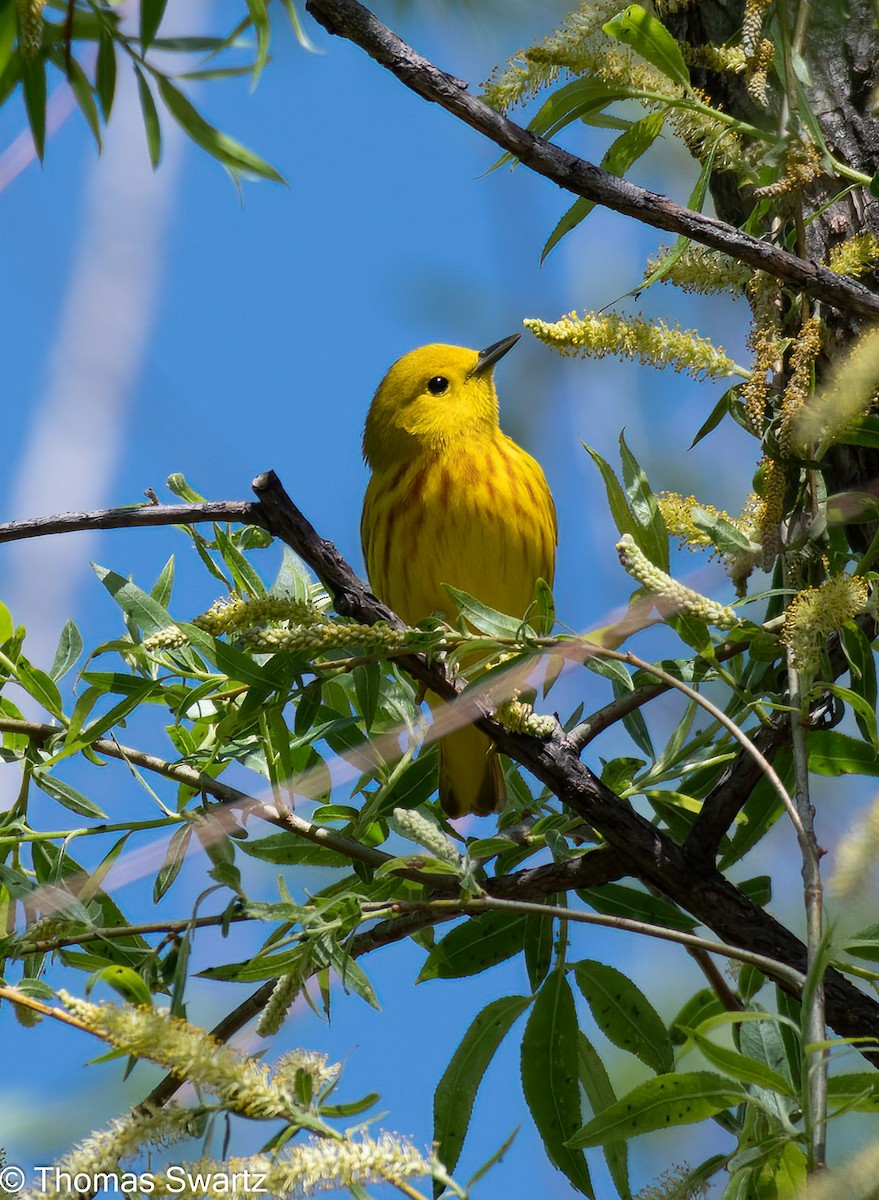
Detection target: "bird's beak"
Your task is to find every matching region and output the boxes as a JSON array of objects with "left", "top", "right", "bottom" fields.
[{"left": 470, "top": 334, "right": 521, "bottom": 377}]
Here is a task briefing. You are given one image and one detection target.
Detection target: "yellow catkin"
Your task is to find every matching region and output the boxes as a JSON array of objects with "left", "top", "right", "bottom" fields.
[
  {"left": 745, "top": 38, "right": 774, "bottom": 107},
  {"left": 782, "top": 574, "right": 869, "bottom": 677},
  {"left": 617, "top": 534, "right": 740, "bottom": 628},
  {"left": 828, "top": 233, "right": 879, "bottom": 279},
  {"left": 755, "top": 456, "right": 786, "bottom": 571},
  {"left": 778, "top": 313, "right": 823, "bottom": 452},
  {"left": 525, "top": 311, "right": 737, "bottom": 379},
  {"left": 753, "top": 140, "right": 822, "bottom": 198},
  {"left": 742, "top": 274, "right": 783, "bottom": 434}
]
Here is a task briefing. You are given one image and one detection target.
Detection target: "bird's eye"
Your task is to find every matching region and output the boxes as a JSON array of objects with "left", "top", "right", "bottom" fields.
[{"left": 427, "top": 376, "right": 449, "bottom": 396}]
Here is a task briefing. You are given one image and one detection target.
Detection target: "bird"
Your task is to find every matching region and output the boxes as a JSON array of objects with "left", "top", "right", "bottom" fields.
[{"left": 360, "top": 335, "right": 557, "bottom": 817}]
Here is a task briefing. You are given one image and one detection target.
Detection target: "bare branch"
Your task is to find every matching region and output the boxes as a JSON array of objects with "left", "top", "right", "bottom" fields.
[
  {"left": 305, "top": 0, "right": 879, "bottom": 320},
  {"left": 0, "top": 500, "right": 264, "bottom": 543}
]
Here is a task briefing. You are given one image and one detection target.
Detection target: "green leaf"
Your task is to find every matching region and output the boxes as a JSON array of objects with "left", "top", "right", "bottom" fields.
[
  {"left": 213, "top": 525, "right": 267, "bottom": 598},
  {"left": 442, "top": 584, "right": 527, "bottom": 638},
  {"left": 582, "top": 443, "right": 638, "bottom": 542},
  {"left": 578, "top": 1033, "right": 631, "bottom": 1199},
  {"left": 827, "top": 1072, "right": 879, "bottom": 1111},
  {"left": 353, "top": 661, "right": 381, "bottom": 732},
  {"left": 524, "top": 908, "right": 555, "bottom": 991},
  {"left": 154, "top": 824, "right": 193, "bottom": 901},
  {"left": 840, "top": 620, "right": 878, "bottom": 744},
  {"left": 93, "top": 564, "right": 174, "bottom": 637},
  {"left": 434, "top": 995, "right": 531, "bottom": 1176},
  {"left": 371, "top": 748, "right": 438, "bottom": 815},
  {"left": 568, "top": 1071, "right": 743, "bottom": 1147},
  {"left": 53, "top": 52, "right": 101, "bottom": 148},
  {"left": 521, "top": 970, "right": 593, "bottom": 1196},
  {"left": 92, "top": 964, "right": 153, "bottom": 1007},
  {"left": 825, "top": 683, "right": 878, "bottom": 750},
  {"left": 542, "top": 197, "right": 595, "bottom": 263},
  {"left": 140, "top": 0, "right": 169, "bottom": 51},
  {"left": 33, "top": 772, "right": 108, "bottom": 820},
  {"left": 638, "top": 144, "right": 718, "bottom": 293},
  {"left": 573, "top": 959, "right": 674, "bottom": 1074},
  {"left": 619, "top": 431, "right": 669, "bottom": 571},
  {"left": 134, "top": 65, "right": 162, "bottom": 168},
  {"left": 156, "top": 76, "right": 284, "bottom": 182},
  {"left": 321, "top": 939, "right": 380, "bottom": 1009},
  {"left": 95, "top": 27, "right": 117, "bottom": 120},
  {"left": 685, "top": 1029, "right": 795, "bottom": 1098},
  {"left": 809, "top": 729, "right": 879, "bottom": 776},
  {"left": 670, "top": 988, "right": 726, "bottom": 1045},
  {"left": 21, "top": 58, "right": 47, "bottom": 161},
  {"left": 50, "top": 619, "right": 83, "bottom": 682},
  {"left": 238, "top": 833, "right": 348, "bottom": 868},
  {"left": 603, "top": 5, "right": 691, "bottom": 90},
  {"left": 15, "top": 660, "right": 64, "bottom": 719},
  {"left": 417, "top": 911, "right": 527, "bottom": 982},
  {"left": 579, "top": 882, "right": 697, "bottom": 932}
]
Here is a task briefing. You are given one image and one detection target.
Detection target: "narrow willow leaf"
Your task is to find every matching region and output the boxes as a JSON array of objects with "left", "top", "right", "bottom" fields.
[
  {"left": 93, "top": 564, "right": 174, "bottom": 637},
  {"left": 33, "top": 772, "right": 108, "bottom": 820},
  {"left": 619, "top": 431, "right": 669, "bottom": 571},
  {"left": 827, "top": 1072, "right": 879, "bottom": 1111},
  {"left": 524, "top": 908, "right": 554, "bottom": 991},
  {"left": 353, "top": 661, "right": 381, "bottom": 732},
  {"left": 579, "top": 882, "right": 697, "bottom": 932},
  {"left": 213, "top": 525, "right": 267, "bottom": 598},
  {"left": 134, "top": 65, "right": 162, "bottom": 168},
  {"left": 15, "top": 660, "right": 64, "bottom": 719},
  {"left": 670, "top": 989, "right": 727, "bottom": 1047},
  {"left": 582, "top": 443, "right": 638, "bottom": 542},
  {"left": 418, "top": 911, "right": 527, "bottom": 982},
  {"left": 602, "top": 5, "right": 691, "bottom": 90},
  {"left": 21, "top": 59, "right": 46, "bottom": 161},
  {"left": 156, "top": 76, "right": 284, "bottom": 182},
  {"left": 809, "top": 729, "right": 879, "bottom": 776},
  {"left": 140, "top": 0, "right": 169, "bottom": 51},
  {"left": 442, "top": 584, "right": 526, "bottom": 638},
  {"left": 568, "top": 1071, "right": 743, "bottom": 1147},
  {"left": 321, "top": 940, "right": 380, "bottom": 1009},
  {"left": 573, "top": 959, "right": 674, "bottom": 1074},
  {"left": 154, "top": 824, "right": 193, "bottom": 901},
  {"left": 434, "top": 995, "right": 531, "bottom": 1176},
  {"left": 95, "top": 27, "right": 117, "bottom": 119},
  {"left": 521, "top": 970, "right": 593, "bottom": 1196},
  {"left": 686, "top": 1029, "right": 795, "bottom": 1098},
  {"left": 50, "top": 619, "right": 83, "bottom": 682},
  {"left": 578, "top": 1033, "right": 630, "bottom": 1199},
  {"left": 238, "top": 833, "right": 348, "bottom": 868}
]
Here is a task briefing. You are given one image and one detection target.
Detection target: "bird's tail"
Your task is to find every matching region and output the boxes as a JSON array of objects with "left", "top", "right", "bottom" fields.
[{"left": 439, "top": 724, "right": 506, "bottom": 817}]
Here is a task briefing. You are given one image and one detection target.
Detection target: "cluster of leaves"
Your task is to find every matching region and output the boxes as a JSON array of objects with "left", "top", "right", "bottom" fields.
[
  {"left": 2, "top": 452, "right": 879, "bottom": 1196},
  {"left": 2, "top": 0, "right": 306, "bottom": 175}
]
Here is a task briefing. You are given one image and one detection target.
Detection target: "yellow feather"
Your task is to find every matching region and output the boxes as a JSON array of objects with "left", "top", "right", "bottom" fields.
[{"left": 361, "top": 340, "right": 557, "bottom": 816}]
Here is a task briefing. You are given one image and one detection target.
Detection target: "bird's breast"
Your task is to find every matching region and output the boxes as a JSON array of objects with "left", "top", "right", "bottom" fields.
[{"left": 362, "top": 438, "right": 556, "bottom": 627}]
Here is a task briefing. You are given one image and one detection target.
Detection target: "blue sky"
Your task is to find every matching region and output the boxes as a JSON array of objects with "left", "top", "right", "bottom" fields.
[{"left": 0, "top": 2, "right": 819, "bottom": 1196}]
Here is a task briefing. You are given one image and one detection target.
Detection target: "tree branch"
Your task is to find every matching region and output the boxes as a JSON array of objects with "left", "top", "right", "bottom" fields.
[
  {"left": 0, "top": 501, "right": 263, "bottom": 543},
  {"left": 304, "top": 0, "right": 879, "bottom": 320}
]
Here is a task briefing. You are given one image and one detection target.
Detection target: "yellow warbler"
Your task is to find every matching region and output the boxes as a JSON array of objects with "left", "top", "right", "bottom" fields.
[{"left": 361, "top": 336, "right": 557, "bottom": 817}]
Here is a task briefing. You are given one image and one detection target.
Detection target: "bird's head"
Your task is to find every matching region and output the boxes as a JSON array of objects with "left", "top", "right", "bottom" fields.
[{"left": 363, "top": 335, "right": 519, "bottom": 469}]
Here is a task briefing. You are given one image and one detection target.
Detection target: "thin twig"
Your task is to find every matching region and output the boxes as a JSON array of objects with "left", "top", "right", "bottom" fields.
[
  {"left": 361, "top": 896, "right": 806, "bottom": 988},
  {"left": 0, "top": 500, "right": 263, "bottom": 544}
]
